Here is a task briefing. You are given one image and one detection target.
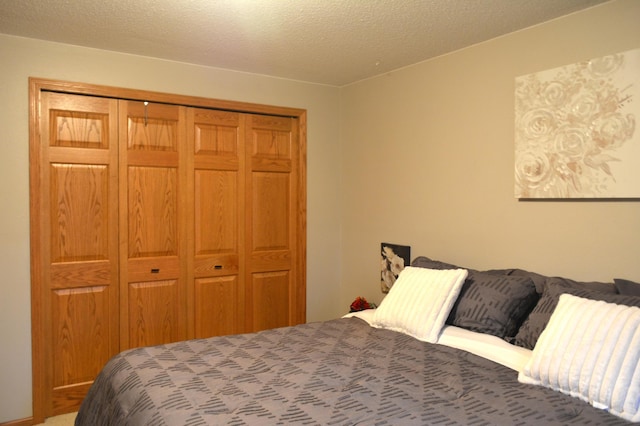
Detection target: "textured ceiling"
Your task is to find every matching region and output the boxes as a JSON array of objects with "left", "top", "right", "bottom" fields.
[{"left": 0, "top": 0, "right": 611, "bottom": 86}]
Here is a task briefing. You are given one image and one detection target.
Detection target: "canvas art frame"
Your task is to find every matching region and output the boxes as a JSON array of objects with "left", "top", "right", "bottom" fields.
[
  {"left": 380, "top": 242, "right": 411, "bottom": 293},
  {"left": 515, "top": 48, "right": 640, "bottom": 199}
]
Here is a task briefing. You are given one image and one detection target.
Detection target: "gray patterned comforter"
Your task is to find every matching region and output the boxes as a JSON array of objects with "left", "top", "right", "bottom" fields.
[{"left": 75, "top": 317, "right": 628, "bottom": 425}]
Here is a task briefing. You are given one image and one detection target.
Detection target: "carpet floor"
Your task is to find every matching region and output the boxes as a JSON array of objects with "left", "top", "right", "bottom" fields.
[{"left": 35, "top": 412, "right": 76, "bottom": 426}]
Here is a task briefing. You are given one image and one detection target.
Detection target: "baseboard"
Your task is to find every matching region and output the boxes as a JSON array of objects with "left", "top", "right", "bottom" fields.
[{"left": 0, "top": 417, "right": 33, "bottom": 426}]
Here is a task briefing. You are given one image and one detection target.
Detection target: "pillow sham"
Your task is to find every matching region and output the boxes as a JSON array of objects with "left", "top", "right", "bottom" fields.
[
  {"left": 548, "top": 276, "right": 617, "bottom": 294},
  {"left": 447, "top": 272, "right": 538, "bottom": 339},
  {"left": 615, "top": 278, "right": 640, "bottom": 296},
  {"left": 513, "top": 279, "right": 640, "bottom": 350},
  {"left": 495, "top": 268, "right": 549, "bottom": 294},
  {"left": 410, "top": 256, "right": 470, "bottom": 272},
  {"left": 519, "top": 294, "right": 640, "bottom": 423},
  {"left": 371, "top": 266, "right": 468, "bottom": 342}
]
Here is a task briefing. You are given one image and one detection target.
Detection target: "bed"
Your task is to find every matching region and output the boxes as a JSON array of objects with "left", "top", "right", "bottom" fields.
[{"left": 75, "top": 256, "right": 640, "bottom": 425}]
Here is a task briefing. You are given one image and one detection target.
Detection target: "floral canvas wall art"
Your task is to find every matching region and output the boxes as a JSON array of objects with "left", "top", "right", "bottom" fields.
[
  {"left": 515, "top": 48, "right": 639, "bottom": 198},
  {"left": 381, "top": 243, "right": 410, "bottom": 293}
]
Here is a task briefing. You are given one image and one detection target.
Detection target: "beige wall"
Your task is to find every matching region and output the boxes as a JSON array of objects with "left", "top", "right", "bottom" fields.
[
  {"left": 339, "top": 0, "right": 640, "bottom": 308},
  {"left": 1, "top": 0, "right": 639, "bottom": 422},
  {"left": 0, "top": 35, "right": 342, "bottom": 422}
]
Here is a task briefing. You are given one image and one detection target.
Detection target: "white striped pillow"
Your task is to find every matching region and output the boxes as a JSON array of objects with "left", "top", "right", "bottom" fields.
[
  {"left": 371, "top": 266, "right": 468, "bottom": 342},
  {"left": 519, "top": 293, "right": 640, "bottom": 423}
]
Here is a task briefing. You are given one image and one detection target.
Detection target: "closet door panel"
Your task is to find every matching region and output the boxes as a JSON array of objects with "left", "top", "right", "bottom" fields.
[
  {"left": 127, "top": 166, "right": 178, "bottom": 257},
  {"left": 128, "top": 280, "right": 180, "bottom": 347},
  {"left": 48, "top": 163, "right": 114, "bottom": 412},
  {"left": 127, "top": 103, "right": 177, "bottom": 151},
  {"left": 36, "top": 92, "right": 119, "bottom": 416},
  {"left": 195, "top": 170, "right": 237, "bottom": 257},
  {"left": 49, "top": 164, "right": 110, "bottom": 262},
  {"left": 252, "top": 172, "right": 290, "bottom": 250},
  {"left": 51, "top": 287, "right": 111, "bottom": 386},
  {"left": 49, "top": 102, "right": 110, "bottom": 149},
  {"left": 120, "top": 101, "right": 187, "bottom": 349},
  {"left": 246, "top": 115, "right": 300, "bottom": 332},
  {"left": 194, "top": 276, "right": 238, "bottom": 338},
  {"left": 50, "top": 286, "right": 110, "bottom": 413},
  {"left": 188, "top": 109, "right": 244, "bottom": 338},
  {"left": 251, "top": 271, "right": 290, "bottom": 331}
]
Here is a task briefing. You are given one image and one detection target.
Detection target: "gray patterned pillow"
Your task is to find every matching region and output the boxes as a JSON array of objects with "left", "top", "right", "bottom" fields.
[
  {"left": 615, "top": 278, "right": 640, "bottom": 296},
  {"left": 447, "top": 272, "right": 538, "bottom": 339},
  {"left": 544, "top": 276, "right": 617, "bottom": 294},
  {"left": 497, "top": 268, "right": 548, "bottom": 294},
  {"left": 513, "top": 279, "right": 640, "bottom": 350},
  {"left": 410, "top": 256, "right": 469, "bottom": 271}
]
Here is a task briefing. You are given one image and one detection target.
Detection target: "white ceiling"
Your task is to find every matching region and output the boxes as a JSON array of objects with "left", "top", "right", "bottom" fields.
[{"left": 0, "top": 0, "right": 611, "bottom": 86}]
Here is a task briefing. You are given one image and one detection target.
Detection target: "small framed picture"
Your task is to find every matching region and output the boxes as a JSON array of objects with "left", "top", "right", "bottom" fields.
[{"left": 380, "top": 242, "right": 411, "bottom": 293}]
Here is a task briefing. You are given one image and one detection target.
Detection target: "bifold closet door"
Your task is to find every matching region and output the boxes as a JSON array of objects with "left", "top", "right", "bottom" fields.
[
  {"left": 119, "top": 100, "right": 188, "bottom": 349},
  {"left": 187, "top": 108, "right": 245, "bottom": 338},
  {"left": 34, "top": 91, "right": 120, "bottom": 416},
  {"left": 31, "top": 79, "right": 307, "bottom": 422},
  {"left": 245, "top": 114, "right": 303, "bottom": 331}
]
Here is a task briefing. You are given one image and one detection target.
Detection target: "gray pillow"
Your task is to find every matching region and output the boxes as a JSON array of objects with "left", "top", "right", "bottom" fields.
[
  {"left": 615, "top": 278, "right": 640, "bottom": 296},
  {"left": 499, "top": 269, "right": 548, "bottom": 294},
  {"left": 545, "top": 276, "right": 617, "bottom": 294},
  {"left": 410, "top": 256, "right": 469, "bottom": 271},
  {"left": 447, "top": 272, "right": 538, "bottom": 339},
  {"left": 513, "top": 279, "right": 640, "bottom": 350}
]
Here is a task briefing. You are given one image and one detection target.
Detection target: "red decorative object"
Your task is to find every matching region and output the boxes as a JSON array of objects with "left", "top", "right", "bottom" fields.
[{"left": 349, "top": 296, "right": 377, "bottom": 312}]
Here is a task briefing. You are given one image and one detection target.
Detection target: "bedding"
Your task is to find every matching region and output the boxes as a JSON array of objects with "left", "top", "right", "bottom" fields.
[
  {"left": 76, "top": 316, "right": 629, "bottom": 425},
  {"left": 75, "top": 258, "right": 638, "bottom": 425},
  {"left": 370, "top": 266, "right": 468, "bottom": 342},
  {"left": 447, "top": 271, "right": 537, "bottom": 339},
  {"left": 616, "top": 278, "right": 640, "bottom": 296},
  {"left": 519, "top": 294, "right": 640, "bottom": 422},
  {"left": 513, "top": 279, "right": 640, "bottom": 350}
]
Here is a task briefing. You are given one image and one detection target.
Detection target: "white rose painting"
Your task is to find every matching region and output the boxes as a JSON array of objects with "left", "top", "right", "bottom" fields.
[
  {"left": 515, "top": 48, "right": 639, "bottom": 198},
  {"left": 380, "top": 243, "right": 410, "bottom": 293}
]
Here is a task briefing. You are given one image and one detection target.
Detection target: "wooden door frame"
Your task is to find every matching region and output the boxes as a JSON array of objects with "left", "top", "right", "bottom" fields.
[{"left": 29, "top": 77, "right": 307, "bottom": 423}]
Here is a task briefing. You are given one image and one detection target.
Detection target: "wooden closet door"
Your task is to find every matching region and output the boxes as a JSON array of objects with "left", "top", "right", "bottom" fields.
[
  {"left": 119, "top": 101, "right": 187, "bottom": 349},
  {"left": 187, "top": 108, "right": 245, "bottom": 338},
  {"left": 33, "top": 92, "right": 119, "bottom": 416},
  {"left": 245, "top": 114, "right": 303, "bottom": 331}
]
